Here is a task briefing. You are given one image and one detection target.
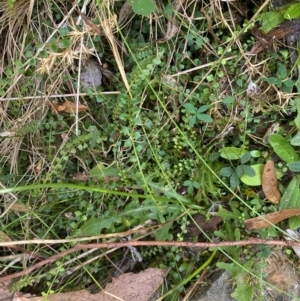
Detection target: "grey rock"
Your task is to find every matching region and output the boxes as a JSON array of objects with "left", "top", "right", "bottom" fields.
[
  {"left": 80, "top": 59, "right": 102, "bottom": 89},
  {"left": 190, "top": 270, "right": 235, "bottom": 301}
]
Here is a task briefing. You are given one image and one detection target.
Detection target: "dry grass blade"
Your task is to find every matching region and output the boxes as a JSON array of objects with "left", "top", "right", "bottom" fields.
[
  {"left": 74, "top": 7, "right": 104, "bottom": 35},
  {"left": 27, "top": 0, "right": 35, "bottom": 25},
  {"left": 96, "top": 0, "right": 131, "bottom": 97}
]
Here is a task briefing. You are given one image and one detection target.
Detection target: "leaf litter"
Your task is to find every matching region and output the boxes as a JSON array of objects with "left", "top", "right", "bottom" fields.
[{"left": 262, "top": 160, "right": 281, "bottom": 204}]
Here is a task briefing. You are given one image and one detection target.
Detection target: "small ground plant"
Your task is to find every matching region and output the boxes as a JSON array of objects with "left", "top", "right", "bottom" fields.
[{"left": 1, "top": 0, "right": 300, "bottom": 300}]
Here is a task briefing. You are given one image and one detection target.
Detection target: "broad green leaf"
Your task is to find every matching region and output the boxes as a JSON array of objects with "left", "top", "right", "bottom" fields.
[
  {"left": 183, "top": 180, "right": 192, "bottom": 186},
  {"left": 269, "top": 134, "right": 298, "bottom": 163},
  {"left": 259, "top": 11, "right": 284, "bottom": 33},
  {"left": 59, "top": 38, "right": 72, "bottom": 49},
  {"left": 236, "top": 165, "right": 244, "bottom": 178},
  {"left": 154, "top": 210, "right": 179, "bottom": 241},
  {"left": 240, "top": 153, "right": 251, "bottom": 164},
  {"left": 284, "top": 3, "right": 300, "bottom": 19},
  {"left": 250, "top": 150, "right": 261, "bottom": 158},
  {"left": 189, "top": 115, "right": 196, "bottom": 127},
  {"left": 195, "top": 37, "right": 203, "bottom": 48},
  {"left": 184, "top": 103, "right": 196, "bottom": 113},
  {"left": 217, "top": 262, "right": 239, "bottom": 278},
  {"left": 280, "top": 175, "right": 300, "bottom": 209},
  {"left": 288, "top": 216, "right": 300, "bottom": 230},
  {"left": 265, "top": 77, "right": 281, "bottom": 86},
  {"left": 220, "top": 147, "right": 248, "bottom": 160},
  {"left": 230, "top": 172, "right": 240, "bottom": 188},
  {"left": 50, "top": 43, "right": 59, "bottom": 52},
  {"left": 218, "top": 261, "right": 253, "bottom": 301},
  {"left": 214, "top": 230, "right": 226, "bottom": 239},
  {"left": 288, "top": 161, "right": 300, "bottom": 172},
  {"left": 90, "top": 163, "right": 119, "bottom": 179},
  {"left": 185, "top": 33, "right": 194, "bottom": 40},
  {"left": 282, "top": 79, "right": 294, "bottom": 93},
  {"left": 223, "top": 96, "right": 234, "bottom": 104},
  {"left": 295, "top": 68, "right": 300, "bottom": 92},
  {"left": 165, "top": 3, "right": 173, "bottom": 16},
  {"left": 198, "top": 105, "right": 209, "bottom": 113},
  {"left": 90, "top": 128, "right": 99, "bottom": 149},
  {"left": 82, "top": 198, "right": 182, "bottom": 235},
  {"left": 282, "top": 79, "right": 295, "bottom": 92},
  {"left": 152, "top": 57, "right": 161, "bottom": 65},
  {"left": 128, "top": 0, "right": 155, "bottom": 16},
  {"left": 197, "top": 113, "right": 213, "bottom": 123},
  {"left": 240, "top": 164, "right": 283, "bottom": 186},
  {"left": 240, "top": 164, "right": 263, "bottom": 186},
  {"left": 217, "top": 206, "right": 241, "bottom": 222},
  {"left": 59, "top": 28, "right": 69, "bottom": 37},
  {"left": 294, "top": 98, "right": 300, "bottom": 129},
  {"left": 241, "top": 165, "right": 256, "bottom": 177},
  {"left": 220, "top": 167, "right": 234, "bottom": 177},
  {"left": 82, "top": 215, "right": 122, "bottom": 235},
  {"left": 193, "top": 181, "right": 200, "bottom": 188},
  {"left": 291, "top": 132, "right": 300, "bottom": 146},
  {"left": 232, "top": 275, "right": 254, "bottom": 301},
  {"left": 277, "top": 63, "right": 287, "bottom": 79},
  {"left": 280, "top": 175, "right": 300, "bottom": 229}
]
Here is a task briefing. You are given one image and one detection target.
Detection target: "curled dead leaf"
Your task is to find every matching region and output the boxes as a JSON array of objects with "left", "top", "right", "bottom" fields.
[
  {"left": 118, "top": 1, "right": 132, "bottom": 26},
  {"left": 157, "top": 0, "right": 186, "bottom": 43},
  {"left": 262, "top": 160, "right": 281, "bottom": 204},
  {"left": 50, "top": 101, "right": 88, "bottom": 114},
  {"left": 72, "top": 171, "right": 89, "bottom": 182},
  {"left": 244, "top": 208, "right": 300, "bottom": 230}
]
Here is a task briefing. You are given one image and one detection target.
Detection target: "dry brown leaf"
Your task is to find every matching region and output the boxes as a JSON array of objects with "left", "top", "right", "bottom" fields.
[
  {"left": 63, "top": 101, "right": 88, "bottom": 113},
  {"left": 50, "top": 101, "right": 88, "bottom": 114},
  {"left": 50, "top": 102, "right": 65, "bottom": 112},
  {"left": 262, "top": 160, "right": 281, "bottom": 204},
  {"left": 118, "top": 1, "right": 132, "bottom": 26},
  {"left": 72, "top": 171, "right": 89, "bottom": 182},
  {"left": 244, "top": 209, "right": 300, "bottom": 230},
  {"left": 157, "top": 0, "right": 186, "bottom": 43},
  {"left": 185, "top": 214, "right": 222, "bottom": 237},
  {"left": 5, "top": 202, "right": 31, "bottom": 212}
]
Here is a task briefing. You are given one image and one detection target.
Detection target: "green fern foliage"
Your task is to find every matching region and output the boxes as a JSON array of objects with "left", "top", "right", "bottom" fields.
[{"left": 15, "top": 121, "right": 41, "bottom": 136}]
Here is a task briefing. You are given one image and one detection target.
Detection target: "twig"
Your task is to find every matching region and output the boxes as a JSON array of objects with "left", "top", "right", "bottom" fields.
[
  {"left": 74, "top": 238, "right": 300, "bottom": 249},
  {"left": 0, "top": 91, "right": 120, "bottom": 102},
  {"left": 0, "top": 246, "right": 79, "bottom": 282},
  {"left": 0, "top": 237, "right": 299, "bottom": 282},
  {"left": 171, "top": 56, "right": 236, "bottom": 77}
]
